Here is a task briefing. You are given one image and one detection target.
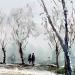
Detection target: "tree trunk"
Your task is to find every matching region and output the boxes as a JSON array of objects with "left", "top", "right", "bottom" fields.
[
  {"left": 56, "top": 43, "right": 59, "bottom": 68},
  {"left": 19, "top": 43, "right": 24, "bottom": 64},
  {"left": 65, "top": 57, "right": 67, "bottom": 75},
  {"left": 2, "top": 47, "right": 6, "bottom": 64},
  {"left": 61, "top": 0, "right": 72, "bottom": 74},
  {"left": 64, "top": 47, "right": 71, "bottom": 75}
]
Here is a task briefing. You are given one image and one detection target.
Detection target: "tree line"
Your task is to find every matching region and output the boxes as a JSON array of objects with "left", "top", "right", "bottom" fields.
[{"left": 0, "top": 0, "right": 75, "bottom": 75}]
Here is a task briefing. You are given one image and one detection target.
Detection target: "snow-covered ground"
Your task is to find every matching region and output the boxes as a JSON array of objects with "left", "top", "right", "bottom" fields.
[
  {"left": 0, "top": 68, "right": 57, "bottom": 75},
  {"left": 0, "top": 64, "right": 61, "bottom": 75}
]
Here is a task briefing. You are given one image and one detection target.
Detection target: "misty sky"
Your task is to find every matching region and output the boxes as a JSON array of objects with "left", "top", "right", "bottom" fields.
[
  {"left": 0, "top": 0, "right": 39, "bottom": 14},
  {"left": 0, "top": 0, "right": 27, "bottom": 13}
]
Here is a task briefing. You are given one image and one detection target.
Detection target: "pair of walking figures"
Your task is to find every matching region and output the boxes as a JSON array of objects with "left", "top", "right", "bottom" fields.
[{"left": 28, "top": 53, "right": 35, "bottom": 66}]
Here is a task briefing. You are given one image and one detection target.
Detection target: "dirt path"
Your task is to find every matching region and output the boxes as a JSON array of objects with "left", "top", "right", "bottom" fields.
[
  {"left": 0, "top": 64, "right": 61, "bottom": 75},
  {"left": 0, "top": 68, "right": 57, "bottom": 75}
]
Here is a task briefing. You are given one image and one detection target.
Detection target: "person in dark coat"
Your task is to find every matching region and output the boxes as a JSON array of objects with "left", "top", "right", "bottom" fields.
[
  {"left": 32, "top": 53, "right": 35, "bottom": 66},
  {"left": 28, "top": 54, "right": 32, "bottom": 64}
]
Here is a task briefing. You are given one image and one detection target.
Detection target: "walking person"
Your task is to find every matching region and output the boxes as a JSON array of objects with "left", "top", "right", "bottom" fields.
[
  {"left": 31, "top": 53, "right": 35, "bottom": 66},
  {"left": 28, "top": 54, "right": 32, "bottom": 64}
]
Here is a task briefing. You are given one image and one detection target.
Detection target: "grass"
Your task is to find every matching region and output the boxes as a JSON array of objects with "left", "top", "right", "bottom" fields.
[
  {"left": 56, "top": 67, "right": 65, "bottom": 74},
  {"left": 48, "top": 65, "right": 57, "bottom": 71},
  {"left": 48, "top": 65, "right": 65, "bottom": 74}
]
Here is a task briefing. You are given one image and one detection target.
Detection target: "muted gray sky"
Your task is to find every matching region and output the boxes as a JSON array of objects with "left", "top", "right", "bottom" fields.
[{"left": 0, "top": 0, "right": 32, "bottom": 14}]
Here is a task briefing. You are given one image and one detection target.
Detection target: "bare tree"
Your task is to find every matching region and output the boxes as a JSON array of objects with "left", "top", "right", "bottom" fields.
[
  {"left": 40, "top": 0, "right": 75, "bottom": 75},
  {"left": 0, "top": 12, "right": 7, "bottom": 64},
  {"left": 43, "top": 20, "right": 61, "bottom": 68},
  {"left": 10, "top": 6, "right": 34, "bottom": 64},
  {"left": 0, "top": 29, "right": 8, "bottom": 64}
]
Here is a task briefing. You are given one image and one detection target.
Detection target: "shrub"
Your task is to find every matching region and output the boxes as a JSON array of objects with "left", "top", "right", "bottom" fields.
[{"left": 56, "top": 67, "right": 65, "bottom": 74}]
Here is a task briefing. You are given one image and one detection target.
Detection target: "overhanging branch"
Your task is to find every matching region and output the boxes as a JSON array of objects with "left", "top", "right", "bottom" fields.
[{"left": 41, "top": 0, "right": 64, "bottom": 49}]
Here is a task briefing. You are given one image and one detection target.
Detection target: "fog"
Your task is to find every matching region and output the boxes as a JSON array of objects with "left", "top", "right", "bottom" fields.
[{"left": 0, "top": 0, "right": 75, "bottom": 67}]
